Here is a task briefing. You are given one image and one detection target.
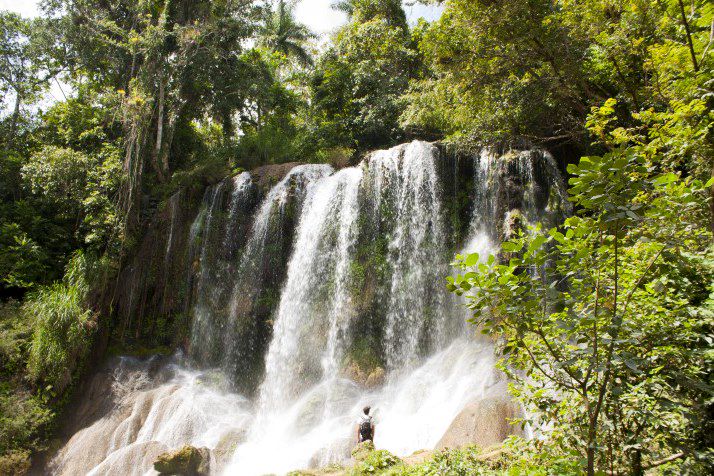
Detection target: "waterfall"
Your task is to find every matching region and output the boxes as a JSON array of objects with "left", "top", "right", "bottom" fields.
[
  {"left": 223, "top": 164, "right": 333, "bottom": 382},
  {"left": 223, "top": 172, "right": 253, "bottom": 254},
  {"left": 189, "top": 179, "right": 237, "bottom": 365},
  {"left": 367, "top": 142, "right": 452, "bottom": 371},
  {"left": 52, "top": 141, "right": 570, "bottom": 476},
  {"left": 257, "top": 166, "right": 362, "bottom": 409},
  {"left": 164, "top": 190, "right": 182, "bottom": 265}
]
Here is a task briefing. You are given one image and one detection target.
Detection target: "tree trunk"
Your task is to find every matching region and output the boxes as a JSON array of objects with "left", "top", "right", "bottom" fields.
[
  {"left": 630, "top": 449, "right": 643, "bottom": 476},
  {"left": 710, "top": 161, "right": 714, "bottom": 236},
  {"left": 153, "top": 77, "right": 167, "bottom": 183},
  {"left": 8, "top": 89, "right": 22, "bottom": 147},
  {"left": 678, "top": 0, "right": 699, "bottom": 71},
  {"left": 586, "top": 445, "right": 595, "bottom": 476}
]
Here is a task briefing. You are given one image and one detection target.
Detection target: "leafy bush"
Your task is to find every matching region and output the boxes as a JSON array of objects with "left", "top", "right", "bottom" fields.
[
  {"left": 0, "top": 301, "right": 54, "bottom": 475},
  {"left": 351, "top": 449, "right": 401, "bottom": 475},
  {"left": 388, "top": 440, "right": 581, "bottom": 476},
  {"left": 0, "top": 388, "right": 53, "bottom": 470},
  {"left": 0, "top": 300, "right": 32, "bottom": 378},
  {"left": 26, "top": 251, "right": 97, "bottom": 397}
]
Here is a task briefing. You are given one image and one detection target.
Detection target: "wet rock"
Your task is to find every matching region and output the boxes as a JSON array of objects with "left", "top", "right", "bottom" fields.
[
  {"left": 251, "top": 162, "right": 305, "bottom": 191},
  {"left": 343, "top": 361, "right": 366, "bottom": 385},
  {"left": 503, "top": 209, "right": 525, "bottom": 242},
  {"left": 341, "top": 357, "right": 384, "bottom": 389},
  {"left": 350, "top": 441, "right": 375, "bottom": 462},
  {"left": 86, "top": 441, "right": 168, "bottom": 476},
  {"left": 153, "top": 445, "right": 210, "bottom": 475},
  {"left": 365, "top": 367, "right": 385, "bottom": 389},
  {"left": 213, "top": 429, "right": 247, "bottom": 473},
  {"left": 196, "top": 369, "right": 232, "bottom": 392},
  {"left": 435, "top": 396, "right": 522, "bottom": 450}
]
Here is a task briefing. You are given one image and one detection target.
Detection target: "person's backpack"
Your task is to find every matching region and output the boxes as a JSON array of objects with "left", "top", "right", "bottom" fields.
[{"left": 359, "top": 416, "right": 373, "bottom": 440}]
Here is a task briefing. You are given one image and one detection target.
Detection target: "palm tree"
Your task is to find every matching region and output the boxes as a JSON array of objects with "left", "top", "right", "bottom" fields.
[
  {"left": 331, "top": 0, "right": 356, "bottom": 17},
  {"left": 258, "top": 0, "right": 317, "bottom": 67}
]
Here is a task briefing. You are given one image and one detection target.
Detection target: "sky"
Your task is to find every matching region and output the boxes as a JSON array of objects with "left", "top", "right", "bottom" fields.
[{"left": 0, "top": 0, "right": 444, "bottom": 35}]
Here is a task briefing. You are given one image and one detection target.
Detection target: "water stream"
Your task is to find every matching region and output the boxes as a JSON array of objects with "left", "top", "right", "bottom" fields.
[{"left": 51, "top": 141, "right": 568, "bottom": 476}]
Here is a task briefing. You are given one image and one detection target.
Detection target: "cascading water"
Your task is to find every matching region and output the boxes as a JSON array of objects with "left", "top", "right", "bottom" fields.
[
  {"left": 51, "top": 141, "right": 569, "bottom": 476},
  {"left": 190, "top": 175, "right": 252, "bottom": 365},
  {"left": 223, "top": 164, "right": 333, "bottom": 382},
  {"left": 368, "top": 142, "right": 453, "bottom": 371}
]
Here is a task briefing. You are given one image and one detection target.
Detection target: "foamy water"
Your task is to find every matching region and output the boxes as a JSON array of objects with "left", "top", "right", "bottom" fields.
[{"left": 51, "top": 141, "right": 568, "bottom": 475}]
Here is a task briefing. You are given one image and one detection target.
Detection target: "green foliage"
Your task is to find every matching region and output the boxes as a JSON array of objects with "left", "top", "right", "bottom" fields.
[
  {"left": 258, "top": 0, "right": 317, "bottom": 67},
  {"left": 0, "top": 223, "right": 47, "bottom": 289},
  {"left": 351, "top": 448, "right": 401, "bottom": 475},
  {"left": 309, "top": 0, "right": 419, "bottom": 152},
  {"left": 26, "top": 251, "right": 97, "bottom": 397},
  {"left": 0, "top": 301, "right": 55, "bottom": 474},
  {"left": 0, "top": 11, "right": 61, "bottom": 146},
  {"left": 404, "top": 0, "right": 713, "bottom": 149},
  {"left": 0, "top": 388, "right": 53, "bottom": 473},
  {"left": 451, "top": 129, "right": 712, "bottom": 474},
  {"left": 0, "top": 0, "right": 710, "bottom": 473},
  {"left": 0, "top": 95, "right": 123, "bottom": 295}
]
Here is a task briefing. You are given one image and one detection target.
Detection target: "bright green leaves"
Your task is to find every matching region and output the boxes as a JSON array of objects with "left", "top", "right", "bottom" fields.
[
  {"left": 26, "top": 251, "right": 97, "bottom": 396},
  {"left": 448, "top": 120, "right": 712, "bottom": 473},
  {"left": 567, "top": 150, "right": 648, "bottom": 223},
  {"left": 501, "top": 241, "right": 522, "bottom": 253},
  {"left": 464, "top": 252, "right": 479, "bottom": 267}
]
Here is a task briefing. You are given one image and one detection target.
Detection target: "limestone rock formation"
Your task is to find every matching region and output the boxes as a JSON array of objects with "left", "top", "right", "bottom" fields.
[
  {"left": 435, "top": 396, "right": 522, "bottom": 450},
  {"left": 251, "top": 161, "right": 305, "bottom": 191},
  {"left": 153, "top": 445, "right": 210, "bottom": 475}
]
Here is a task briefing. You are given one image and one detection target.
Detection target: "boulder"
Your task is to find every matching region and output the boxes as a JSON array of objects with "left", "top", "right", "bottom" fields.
[
  {"left": 350, "top": 441, "right": 375, "bottom": 462},
  {"left": 251, "top": 162, "right": 304, "bottom": 191},
  {"left": 213, "top": 429, "right": 247, "bottom": 473},
  {"left": 342, "top": 359, "right": 385, "bottom": 389},
  {"left": 503, "top": 209, "right": 525, "bottom": 242},
  {"left": 154, "top": 445, "right": 210, "bottom": 475},
  {"left": 435, "top": 396, "right": 522, "bottom": 450},
  {"left": 365, "top": 367, "right": 385, "bottom": 389}
]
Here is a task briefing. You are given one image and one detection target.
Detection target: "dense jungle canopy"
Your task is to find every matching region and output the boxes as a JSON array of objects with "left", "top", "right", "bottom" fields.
[{"left": 0, "top": 1, "right": 712, "bottom": 475}]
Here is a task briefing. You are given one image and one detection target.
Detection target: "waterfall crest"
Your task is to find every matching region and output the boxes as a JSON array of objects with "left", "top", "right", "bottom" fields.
[{"left": 51, "top": 141, "right": 570, "bottom": 476}]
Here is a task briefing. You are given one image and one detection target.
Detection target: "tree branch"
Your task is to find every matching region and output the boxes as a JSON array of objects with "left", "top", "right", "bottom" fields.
[{"left": 677, "top": 0, "right": 699, "bottom": 71}]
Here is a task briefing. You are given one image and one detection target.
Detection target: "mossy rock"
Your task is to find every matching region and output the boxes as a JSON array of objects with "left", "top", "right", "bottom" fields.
[
  {"left": 503, "top": 209, "right": 525, "bottom": 241},
  {"left": 351, "top": 448, "right": 402, "bottom": 475},
  {"left": 154, "top": 445, "right": 210, "bottom": 475},
  {"left": 350, "top": 441, "right": 375, "bottom": 462},
  {"left": 287, "top": 463, "right": 347, "bottom": 476},
  {"left": 365, "top": 367, "right": 385, "bottom": 389}
]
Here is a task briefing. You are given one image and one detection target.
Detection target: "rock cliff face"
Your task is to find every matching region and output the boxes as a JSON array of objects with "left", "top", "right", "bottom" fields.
[
  {"left": 108, "top": 162, "right": 309, "bottom": 393},
  {"left": 58, "top": 141, "right": 569, "bottom": 475}
]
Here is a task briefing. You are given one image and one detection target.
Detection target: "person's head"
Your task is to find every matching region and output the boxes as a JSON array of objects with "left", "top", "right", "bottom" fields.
[{"left": 363, "top": 406, "right": 371, "bottom": 415}]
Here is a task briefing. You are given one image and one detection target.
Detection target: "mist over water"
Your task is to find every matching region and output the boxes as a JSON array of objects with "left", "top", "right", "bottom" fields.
[{"left": 51, "top": 141, "right": 568, "bottom": 476}]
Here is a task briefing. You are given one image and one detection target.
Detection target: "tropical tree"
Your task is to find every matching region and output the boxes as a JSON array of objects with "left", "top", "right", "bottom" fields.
[
  {"left": 331, "top": 0, "right": 355, "bottom": 17},
  {"left": 450, "top": 129, "right": 712, "bottom": 475},
  {"left": 45, "top": 0, "right": 261, "bottom": 235},
  {"left": 0, "top": 12, "right": 61, "bottom": 146},
  {"left": 258, "top": 0, "right": 316, "bottom": 67},
  {"left": 309, "top": 0, "right": 419, "bottom": 151}
]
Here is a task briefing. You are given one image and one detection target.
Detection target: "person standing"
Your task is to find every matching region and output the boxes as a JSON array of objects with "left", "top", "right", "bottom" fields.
[{"left": 356, "top": 406, "right": 375, "bottom": 443}]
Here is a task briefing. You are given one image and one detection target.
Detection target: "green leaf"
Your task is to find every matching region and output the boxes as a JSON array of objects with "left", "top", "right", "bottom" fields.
[
  {"left": 653, "top": 173, "right": 678, "bottom": 186},
  {"left": 464, "top": 252, "right": 479, "bottom": 267},
  {"left": 502, "top": 241, "right": 522, "bottom": 252}
]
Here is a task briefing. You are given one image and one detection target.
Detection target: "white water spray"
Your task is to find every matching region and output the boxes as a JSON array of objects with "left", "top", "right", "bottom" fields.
[{"left": 52, "top": 141, "right": 569, "bottom": 476}]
